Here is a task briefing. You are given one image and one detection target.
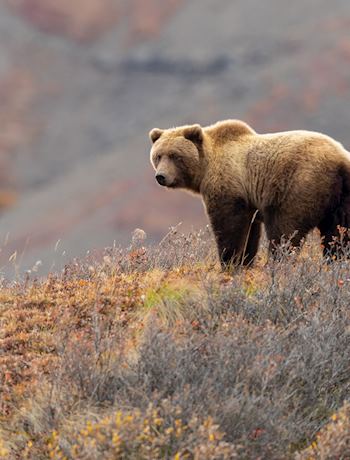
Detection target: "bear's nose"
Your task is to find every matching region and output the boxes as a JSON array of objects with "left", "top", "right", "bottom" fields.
[{"left": 156, "top": 174, "right": 166, "bottom": 186}]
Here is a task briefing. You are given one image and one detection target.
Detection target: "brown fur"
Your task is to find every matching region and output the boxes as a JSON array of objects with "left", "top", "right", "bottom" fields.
[{"left": 150, "top": 119, "right": 350, "bottom": 268}]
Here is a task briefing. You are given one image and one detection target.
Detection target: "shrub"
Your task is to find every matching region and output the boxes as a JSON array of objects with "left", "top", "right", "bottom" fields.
[
  {"left": 47, "top": 401, "right": 237, "bottom": 460},
  {"left": 297, "top": 401, "right": 350, "bottom": 459},
  {"left": 1, "top": 229, "right": 350, "bottom": 459}
]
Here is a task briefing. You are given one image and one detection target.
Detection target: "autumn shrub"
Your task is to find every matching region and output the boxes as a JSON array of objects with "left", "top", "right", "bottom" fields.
[
  {"left": 99, "top": 225, "right": 217, "bottom": 274},
  {"left": 46, "top": 401, "right": 238, "bottom": 460},
  {"left": 297, "top": 401, "right": 350, "bottom": 459},
  {"left": 1, "top": 229, "right": 350, "bottom": 459}
]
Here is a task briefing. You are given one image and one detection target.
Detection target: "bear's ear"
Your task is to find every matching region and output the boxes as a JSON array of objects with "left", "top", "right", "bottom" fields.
[
  {"left": 149, "top": 128, "right": 164, "bottom": 143},
  {"left": 183, "top": 124, "right": 203, "bottom": 146}
]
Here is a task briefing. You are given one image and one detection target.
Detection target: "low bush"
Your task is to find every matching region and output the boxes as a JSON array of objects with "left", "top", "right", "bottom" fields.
[{"left": 1, "top": 229, "right": 350, "bottom": 458}]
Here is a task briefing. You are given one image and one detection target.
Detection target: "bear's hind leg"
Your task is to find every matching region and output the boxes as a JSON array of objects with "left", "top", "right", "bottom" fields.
[
  {"left": 318, "top": 204, "right": 350, "bottom": 260},
  {"left": 264, "top": 208, "right": 310, "bottom": 259},
  {"left": 318, "top": 166, "right": 350, "bottom": 259}
]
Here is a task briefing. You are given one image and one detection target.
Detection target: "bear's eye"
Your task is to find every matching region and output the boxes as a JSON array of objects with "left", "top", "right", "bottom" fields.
[{"left": 155, "top": 154, "right": 161, "bottom": 164}]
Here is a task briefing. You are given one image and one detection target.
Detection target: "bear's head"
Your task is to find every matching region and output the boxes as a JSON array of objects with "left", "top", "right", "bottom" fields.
[{"left": 149, "top": 124, "right": 204, "bottom": 192}]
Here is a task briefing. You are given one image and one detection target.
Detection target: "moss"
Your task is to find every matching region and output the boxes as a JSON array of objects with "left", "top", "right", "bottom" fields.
[{"left": 142, "top": 282, "right": 199, "bottom": 326}]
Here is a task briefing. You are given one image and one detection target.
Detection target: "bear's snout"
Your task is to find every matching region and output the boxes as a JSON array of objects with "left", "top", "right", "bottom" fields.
[{"left": 156, "top": 173, "right": 167, "bottom": 186}]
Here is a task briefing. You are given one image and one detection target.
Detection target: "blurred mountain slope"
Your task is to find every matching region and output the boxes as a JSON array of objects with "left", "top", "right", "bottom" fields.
[{"left": 0, "top": 0, "right": 350, "bottom": 275}]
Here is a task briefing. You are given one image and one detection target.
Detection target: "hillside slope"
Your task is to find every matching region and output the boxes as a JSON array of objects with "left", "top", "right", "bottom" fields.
[{"left": 1, "top": 232, "right": 350, "bottom": 458}]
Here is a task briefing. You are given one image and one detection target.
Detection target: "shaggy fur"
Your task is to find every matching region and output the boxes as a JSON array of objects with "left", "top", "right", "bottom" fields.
[{"left": 149, "top": 120, "right": 350, "bottom": 268}]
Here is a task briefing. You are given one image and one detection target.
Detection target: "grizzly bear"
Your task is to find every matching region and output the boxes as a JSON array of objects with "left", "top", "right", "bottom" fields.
[{"left": 149, "top": 120, "right": 350, "bottom": 267}]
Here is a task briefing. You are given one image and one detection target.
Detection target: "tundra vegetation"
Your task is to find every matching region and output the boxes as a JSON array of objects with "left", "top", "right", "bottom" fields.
[{"left": 0, "top": 227, "right": 350, "bottom": 459}]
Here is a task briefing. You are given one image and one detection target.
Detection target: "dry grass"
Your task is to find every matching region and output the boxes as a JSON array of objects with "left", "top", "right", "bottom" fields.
[{"left": 1, "top": 228, "right": 350, "bottom": 459}]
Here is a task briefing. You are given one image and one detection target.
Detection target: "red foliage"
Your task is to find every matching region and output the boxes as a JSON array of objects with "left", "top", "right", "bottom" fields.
[{"left": 6, "top": 0, "right": 119, "bottom": 42}]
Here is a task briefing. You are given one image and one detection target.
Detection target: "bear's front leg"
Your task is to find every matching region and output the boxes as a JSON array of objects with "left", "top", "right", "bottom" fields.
[{"left": 204, "top": 195, "right": 259, "bottom": 269}]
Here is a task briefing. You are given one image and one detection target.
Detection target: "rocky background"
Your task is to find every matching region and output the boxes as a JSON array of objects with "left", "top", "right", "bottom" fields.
[{"left": 0, "top": 0, "right": 350, "bottom": 275}]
